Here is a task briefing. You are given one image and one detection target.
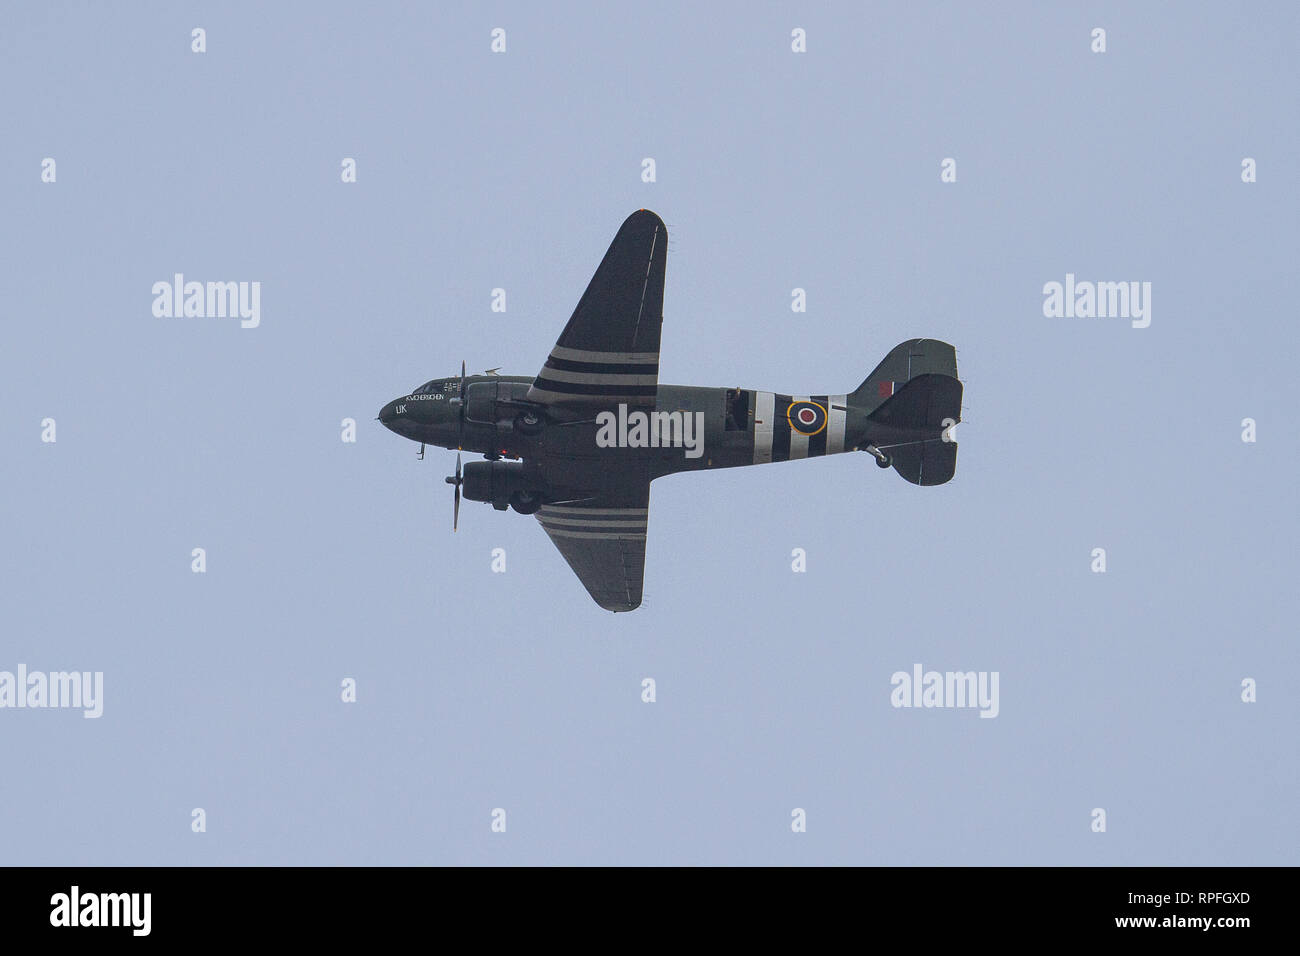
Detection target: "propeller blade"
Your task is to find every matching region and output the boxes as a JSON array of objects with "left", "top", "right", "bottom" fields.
[
  {"left": 453, "top": 453, "right": 461, "bottom": 531},
  {"left": 444, "top": 453, "right": 463, "bottom": 532}
]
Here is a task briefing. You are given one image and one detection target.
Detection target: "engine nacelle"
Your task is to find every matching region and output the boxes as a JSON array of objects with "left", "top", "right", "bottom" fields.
[{"left": 461, "top": 460, "right": 537, "bottom": 507}]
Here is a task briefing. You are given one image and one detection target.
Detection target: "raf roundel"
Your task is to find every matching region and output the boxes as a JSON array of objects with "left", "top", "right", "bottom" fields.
[{"left": 786, "top": 400, "right": 827, "bottom": 436}]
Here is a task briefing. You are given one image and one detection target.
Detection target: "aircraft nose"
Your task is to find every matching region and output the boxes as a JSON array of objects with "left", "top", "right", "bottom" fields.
[{"left": 377, "top": 400, "right": 398, "bottom": 426}]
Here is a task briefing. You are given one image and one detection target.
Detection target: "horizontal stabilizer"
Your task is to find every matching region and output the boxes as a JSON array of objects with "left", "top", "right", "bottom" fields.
[
  {"left": 866, "top": 373, "right": 962, "bottom": 430},
  {"left": 866, "top": 373, "right": 962, "bottom": 486},
  {"left": 886, "top": 439, "right": 957, "bottom": 486}
]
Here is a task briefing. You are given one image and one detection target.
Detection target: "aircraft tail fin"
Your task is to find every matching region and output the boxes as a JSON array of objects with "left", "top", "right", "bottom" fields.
[
  {"left": 851, "top": 339, "right": 958, "bottom": 414},
  {"left": 866, "top": 373, "right": 962, "bottom": 486}
]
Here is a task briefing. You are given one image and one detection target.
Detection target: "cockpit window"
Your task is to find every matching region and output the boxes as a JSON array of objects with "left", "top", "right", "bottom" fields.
[{"left": 413, "top": 380, "right": 440, "bottom": 395}]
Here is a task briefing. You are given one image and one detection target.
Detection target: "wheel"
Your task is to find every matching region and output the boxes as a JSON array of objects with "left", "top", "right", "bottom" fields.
[
  {"left": 514, "top": 409, "right": 544, "bottom": 436},
  {"left": 510, "top": 490, "right": 541, "bottom": 515},
  {"left": 876, "top": 454, "right": 892, "bottom": 469}
]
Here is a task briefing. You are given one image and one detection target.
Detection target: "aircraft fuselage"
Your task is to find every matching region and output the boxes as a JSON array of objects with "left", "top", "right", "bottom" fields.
[{"left": 378, "top": 375, "right": 937, "bottom": 507}]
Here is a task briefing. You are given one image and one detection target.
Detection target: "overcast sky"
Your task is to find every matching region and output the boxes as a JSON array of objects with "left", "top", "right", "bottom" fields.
[{"left": 2, "top": 1, "right": 1296, "bottom": 864}]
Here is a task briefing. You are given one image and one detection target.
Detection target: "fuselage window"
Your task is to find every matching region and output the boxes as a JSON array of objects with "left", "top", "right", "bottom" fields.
[{"left": 724, "top": 388, "right": 749, "bottom": 431}]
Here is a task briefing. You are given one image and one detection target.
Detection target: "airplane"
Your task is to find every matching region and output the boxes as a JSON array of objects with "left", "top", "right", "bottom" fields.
[{"left": 379, "top": 209, "right": 963, "bottom": 612}]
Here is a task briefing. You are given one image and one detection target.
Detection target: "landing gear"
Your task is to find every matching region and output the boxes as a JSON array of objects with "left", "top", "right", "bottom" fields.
[
  {"left": 514, "top": 409, "right": 544, "bottom": 436},
  {"left": 510, "top": 489, "right": 542, "bottom": 515},
  {"left": 865, "top": 444, "right": 892, "bottom": 469}
]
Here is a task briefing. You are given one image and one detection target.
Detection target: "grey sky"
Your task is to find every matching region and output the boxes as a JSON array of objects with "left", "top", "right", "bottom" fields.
[{"left": 2, "top": 1, "right": 1296, "bottom": 864}]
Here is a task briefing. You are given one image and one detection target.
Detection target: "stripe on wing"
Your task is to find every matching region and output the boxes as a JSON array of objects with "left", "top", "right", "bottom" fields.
[{"left": 537, "top": 505, "right": 648, "bottom": 536}]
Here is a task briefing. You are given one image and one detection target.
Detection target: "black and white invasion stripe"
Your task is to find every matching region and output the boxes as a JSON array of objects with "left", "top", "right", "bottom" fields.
[
  {"left": 535, "top": 504, "right": 649, "bottom": 540},
  {"left": 526, "top": 346, "right": 659, "bottom": 406},
  {"left": 753, "top": 392, "right": 848, "bottom": 463}
]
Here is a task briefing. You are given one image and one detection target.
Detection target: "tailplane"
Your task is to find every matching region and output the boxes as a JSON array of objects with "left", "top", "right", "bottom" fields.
[
  {"left": 859, "top": 357, "right": 963, "bottom": 486},
  {"left": 866, "top": 372, "right": 962, "bottom": 431},
  {"left": 879, "top": 436, "right": 958, "bottom": 486}
]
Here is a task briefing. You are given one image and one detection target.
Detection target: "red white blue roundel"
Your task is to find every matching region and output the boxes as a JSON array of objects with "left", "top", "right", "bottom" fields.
[{"left": 786, "top": 400, "right": 827, "bottom": 436}]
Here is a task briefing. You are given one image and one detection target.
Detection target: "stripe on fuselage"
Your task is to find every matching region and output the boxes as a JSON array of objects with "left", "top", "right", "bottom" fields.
[
  {"left": 828, "top": 394, "right": 847, "bottom": 454},
  {"left": 772, "top": 395, "right": 792, "bottom": 462},
  {"left": 754, "top": 392, "right": 848, "bottom": 462},
  {"left": 787, "top": 396, "right": 810, "bottom": 460},
  {"left": 808, "top": 395, "right": 829, "bottom": 457},
  {"left": 753, "top": 391, "right": 775, "bottom": 464}
]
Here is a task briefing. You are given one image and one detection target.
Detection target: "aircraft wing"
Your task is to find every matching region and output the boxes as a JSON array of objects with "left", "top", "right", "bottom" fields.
[
  {"left": 535, "top": 485, "right": 650, "bottom": 612},
  {"left": 526, "top": 209, "right": 666, "bottom": 409}
]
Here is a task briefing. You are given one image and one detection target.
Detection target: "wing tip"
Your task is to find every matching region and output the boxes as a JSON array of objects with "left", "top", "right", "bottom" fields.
[
  {"left": 624, "top": 208, "right": 664, "bottom": 230},
  {"left": 602, "top": 601, "right": 642, "bottom": 613}
]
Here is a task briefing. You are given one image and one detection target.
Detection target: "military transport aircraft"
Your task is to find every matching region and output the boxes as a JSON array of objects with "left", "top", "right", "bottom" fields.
[{"left": 379, "top": 209, "right": 963, "bottom": 612}]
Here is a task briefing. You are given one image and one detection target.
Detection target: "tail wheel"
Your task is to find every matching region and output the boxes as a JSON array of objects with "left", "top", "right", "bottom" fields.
[
  {"left": 514, "top": 409, "right": 544, "bottom": 436},
  {"left": 864, "top": 443, "right": 892, "bottom": 469},
  {"left": 510, "top": 490, "right": 541, "bottom": 515}
]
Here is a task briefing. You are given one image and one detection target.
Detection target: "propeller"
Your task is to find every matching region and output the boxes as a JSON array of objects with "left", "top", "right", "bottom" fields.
[{"left": 444, "top": 453, "right": 462, "bottom": 531}]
